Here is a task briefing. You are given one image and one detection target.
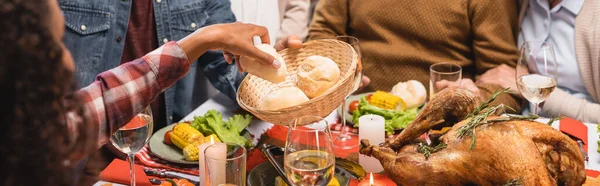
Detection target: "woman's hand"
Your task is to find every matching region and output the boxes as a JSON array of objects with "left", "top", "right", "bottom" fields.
[
  {"left": 436, "top": 79, "right": 481, "bottom": 97},
  {"left": 177, "top": 22, "right": 282, "bottom": 68},
  {"left": 224, "top": 34, "right": 304, "bottom": 72}
]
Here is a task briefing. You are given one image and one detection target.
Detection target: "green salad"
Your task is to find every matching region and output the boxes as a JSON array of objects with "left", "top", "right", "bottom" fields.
[
  {"left": 352, "top": 97, "right": 418, "bottom": 135},
  {"left": 190, "top": 110, "right": 253, "bottom": 147}
]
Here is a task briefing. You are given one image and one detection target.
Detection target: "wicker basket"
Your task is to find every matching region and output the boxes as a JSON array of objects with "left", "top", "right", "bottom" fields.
[{"left": 236, "top": 39, "right": 359, "bottom": 126}]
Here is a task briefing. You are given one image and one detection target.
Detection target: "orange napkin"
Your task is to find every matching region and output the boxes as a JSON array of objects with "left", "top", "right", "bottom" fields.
[
  {"left": 559, "top": 117, "right": 588, "bottom": 153},
  {"left": 587, "top": 170, "right": 600, "bottom": 178},
  {"left": 99, "top": 159, "right": 153, "bottom": 186}
]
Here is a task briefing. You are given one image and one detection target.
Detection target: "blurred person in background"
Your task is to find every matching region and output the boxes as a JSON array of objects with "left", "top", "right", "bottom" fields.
[
  {"left": 231, "top": 0, "right": 310, "bottom": 42},
  {"left": 278, "top": 0, "right": 310, "bottom": 41},
  {"left": 309, "top": 0, "right": 523, "bottom": 111},
  {"left": 477, "top": 0, "right": 600, "bottom": 123},
  {"left": 0, "top": 0, "right": 300, "bottom": 185},
  {"left": 58, "top": 0, "right": 240, "bottom": 184}
]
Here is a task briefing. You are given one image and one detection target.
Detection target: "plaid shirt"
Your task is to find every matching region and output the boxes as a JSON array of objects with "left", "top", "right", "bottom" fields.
[{"left": 74, "top": 42, "right": 190, "bottom": 148}]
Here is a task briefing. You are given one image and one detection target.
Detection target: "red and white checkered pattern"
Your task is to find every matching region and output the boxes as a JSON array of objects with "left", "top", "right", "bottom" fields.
[
  {"left": 75, "top": 41, "right": 190, "bottom": 149},
  {"left": 136, "top": 145, "right": 199, "bottom": 175}
]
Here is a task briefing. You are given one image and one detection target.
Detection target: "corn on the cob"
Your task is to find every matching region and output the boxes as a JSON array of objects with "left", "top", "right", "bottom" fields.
[
  {"left": 182, "top": 134, "right": 221, "bottom": 161},
  {"left": 370, "top": 91, "right": 406, "bottom": 111},
  {"left": 172, "top": 123, "right": 204, "bottom": 143},
  {"left": 170, "top": 133, "right": 189, "bottom": 149},
  {"left": 170, "top": 123, "right": 203, "bottom": 150}
]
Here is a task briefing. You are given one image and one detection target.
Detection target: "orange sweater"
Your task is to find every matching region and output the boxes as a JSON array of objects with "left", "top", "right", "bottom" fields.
[{"left": 309, "top": 0, "right": 522, "bottom": 111}]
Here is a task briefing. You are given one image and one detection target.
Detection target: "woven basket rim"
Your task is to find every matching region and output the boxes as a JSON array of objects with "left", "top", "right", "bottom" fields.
[{"left": 236, "top": 39, "right": 358, "bottom": 115}]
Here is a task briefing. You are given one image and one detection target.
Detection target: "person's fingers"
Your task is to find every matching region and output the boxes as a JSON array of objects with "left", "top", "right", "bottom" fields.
[
  {"left": 251, "top": 24, "right": 271, "bottom": 45},
  {"left": 235, "top": 55, "right": 244, "bottom": 72},
  {"left": 362, "top": 75, "right": 371, "bottom": 87},
  {"left": 460, "top": 79, "right": 480, "bottom": 93},
  {"left": 223, "top": 51, "right": 234, "bottom": 64},
  {"left": 435, "top": 80, "right": 455, "bottom": 90},
  {"left": 274, "top": 35, "right": 302, "bottom": 51},
  {"left": 236, "top": 63, "right": 244, "bottom": 73},
  {"left": 475, "top": 76, "right": 491, "bottom": 85},
  {"left": 239, "top": 42, "right": 279, "bottom": 69}
]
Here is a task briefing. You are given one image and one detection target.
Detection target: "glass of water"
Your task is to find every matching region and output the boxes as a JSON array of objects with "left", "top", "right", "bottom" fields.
[{"left": 429, "top": 63, "right": 462, "bottom": 100}]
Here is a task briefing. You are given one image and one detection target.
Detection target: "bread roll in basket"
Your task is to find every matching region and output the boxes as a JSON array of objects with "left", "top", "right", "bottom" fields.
[{"left": 236, "top": 39, "right": 359, "bottom": 125}]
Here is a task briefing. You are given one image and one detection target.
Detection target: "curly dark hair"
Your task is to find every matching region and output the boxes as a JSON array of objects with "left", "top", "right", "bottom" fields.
[{"left": 0, "top": 0, "right": 95, "bottom": 185}]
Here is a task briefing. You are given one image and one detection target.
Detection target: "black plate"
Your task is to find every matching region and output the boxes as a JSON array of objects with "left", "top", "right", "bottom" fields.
[{"left": 247, "top": 157, "right": 350, "bottom": 186}]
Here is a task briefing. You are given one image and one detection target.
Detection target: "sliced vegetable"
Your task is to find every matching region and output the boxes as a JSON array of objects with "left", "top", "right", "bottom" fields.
[
  {"left": 366, "top": 94, "right": 373, "bottom": 102},
  {"left": 163, "top": 130, "right": 172, "bottom": 145},
  {"left": 348, "top": 100, "right": 359, "bottom": 114}
]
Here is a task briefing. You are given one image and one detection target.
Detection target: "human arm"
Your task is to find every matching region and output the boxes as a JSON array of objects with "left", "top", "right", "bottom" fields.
[
  {"left": 469, "top": 0, "right": 522, "bottom": 112},
  {"left": 543, "top": 89, "right": 600, "bottom": 123},
  {"left": 277, "top": 0, "right": 310, "bottom": 41},
  {"left": 75, "top": 23, "right": 277, "bottom": 149},
  {"left": 307, "top": 0, "right": 348, "bottom": 40},
  {"left": 198, "top": 0, "right": 240, "bottom": 99},
  {"left": 76, "top": 42, "right": 191, "bottom": 149}
]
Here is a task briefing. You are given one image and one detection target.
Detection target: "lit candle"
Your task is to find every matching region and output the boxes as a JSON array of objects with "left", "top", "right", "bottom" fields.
[
  {"left": 205, "top": 142, "right": 227, "bottom": 185},
  {"left": 198, "top": 136, "right": 215, "bottom": 186},
  {"left": 358, "top": 114, "right": 385, "bottom": 173},
  {"left": 358, "top": 173, "right": 386, "bottom": 186}
]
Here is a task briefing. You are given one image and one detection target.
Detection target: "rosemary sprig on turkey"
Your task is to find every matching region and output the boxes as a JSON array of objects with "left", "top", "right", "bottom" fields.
[
  {"left": 457, "top": 88, "right": 538, "bottom": 150},
  {"left": 417, "top": 142, "right": 447, "bottom": 159}
]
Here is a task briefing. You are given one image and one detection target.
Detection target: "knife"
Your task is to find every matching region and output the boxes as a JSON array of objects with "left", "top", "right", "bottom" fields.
[{"left": 143, "top": 168, "right": 199, "bottom": 185}]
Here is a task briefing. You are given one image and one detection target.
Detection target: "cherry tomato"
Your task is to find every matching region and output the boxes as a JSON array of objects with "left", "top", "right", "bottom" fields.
[
  {"left": 164, "top": 130, "right": 173, "bottom": 145},
  {"left": 366, "top": 94, "right": 373, "bottom": 103},
  {"left": 348, "top": 100, "right": 359, "bottom": 114}
]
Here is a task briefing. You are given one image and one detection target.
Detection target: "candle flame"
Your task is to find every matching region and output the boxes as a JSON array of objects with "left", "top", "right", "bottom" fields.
[
  {"left": 210, "top": 136, "right": 214, "bottom": 144},
  {"left": 370, "top": 173, "right": 374, "bottom": 185}
]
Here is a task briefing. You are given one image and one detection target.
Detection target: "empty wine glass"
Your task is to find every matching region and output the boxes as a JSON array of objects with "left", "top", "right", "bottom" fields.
[
  {"left": 332, "top": 36, "right": 361, "bottom": 149},
  {"left": 284, "top": 116, "right": 335, "bottom": 186},
  {"left": 516, "top": 41, "right": 559, "bottom": 115},
  {"left": 109, "top": 107, "right": 153, "bottom": 186}
]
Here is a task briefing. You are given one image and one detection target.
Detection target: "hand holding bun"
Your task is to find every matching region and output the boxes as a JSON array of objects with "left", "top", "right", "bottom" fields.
[
  {"left": 260, "top": 86, "right": 310, "bottom": 110},
  {"left": 391, "top": 80, "right": 427, "bottom": 109},
  {"left": 297, "top": 55, "right": 341, "bottom": 98},
  {"left": 239, "top": 44, "right": 287, "bottom": 83}
]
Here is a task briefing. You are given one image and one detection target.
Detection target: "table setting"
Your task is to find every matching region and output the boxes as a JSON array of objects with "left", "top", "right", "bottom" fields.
[{"left": 96, "top": 38, "right": 600, "bottom": 186}]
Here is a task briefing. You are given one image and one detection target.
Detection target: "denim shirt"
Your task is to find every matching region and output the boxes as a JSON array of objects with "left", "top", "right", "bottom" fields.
[{"left": 59, "top": 0, "right": 242, "bottom": 125}]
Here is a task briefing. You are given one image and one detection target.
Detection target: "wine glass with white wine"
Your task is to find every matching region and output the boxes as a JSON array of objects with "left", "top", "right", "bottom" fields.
[
  {"left": 284, "top": 116, "right": 335, "bottom": 186},
  {"left": 332, "top": 36, "right": 361, "bottom": 149},
  {"left": 109, "top": 107, "right": 153, "bottom": 186},
  {"left": 516, "top": 41, "right": 558, "bottom": 115}
]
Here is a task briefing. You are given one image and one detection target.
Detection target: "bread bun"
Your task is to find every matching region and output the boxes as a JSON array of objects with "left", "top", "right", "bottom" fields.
[
  {"left": 391, "top": 80, "right": 427, "bottom": 109},
  {"left": 239, "top": 44, "right": 287, "bottom": 83},
  {"left": 260, "top": 86, "right": 310, "bottom": 110},
  {"left": 297, "top": 55, "right": 341, "bottom": 98}
]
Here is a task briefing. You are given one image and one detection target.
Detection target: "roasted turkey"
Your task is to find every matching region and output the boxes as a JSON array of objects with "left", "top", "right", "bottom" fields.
[{"left": 360, "top": 88, "right": 587, "bottom": 185}]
